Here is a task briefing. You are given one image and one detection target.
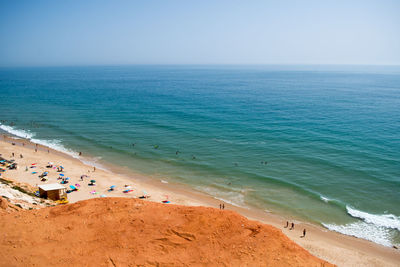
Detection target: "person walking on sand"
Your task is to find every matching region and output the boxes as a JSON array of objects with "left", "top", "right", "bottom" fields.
[
  {"left": 290, "top": 222, "right": 294, "bottom": 230},
  {"left": 302, "top": 229, "right": 306, "bottom": 238},
  {"left": 93, "top": 166, "right": 96, "bottom": 172},
  {"left": 284, "top": 221, "right": 289, "bottom": 228},
  {"left": 222, "top": 204, "right": 225, "bottom": 210}
]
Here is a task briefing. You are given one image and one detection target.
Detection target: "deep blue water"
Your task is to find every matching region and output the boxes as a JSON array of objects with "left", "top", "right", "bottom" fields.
[{"left": 0, "top": 65, "right": 399, "bottom": 246}]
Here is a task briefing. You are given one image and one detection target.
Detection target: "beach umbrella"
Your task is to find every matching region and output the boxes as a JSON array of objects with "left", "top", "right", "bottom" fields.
[
  {"left": 100, "top": 194, "right": 107, "bottom": 198},
  {"left": 59, "top": 173, "right": 64, "bottom": 177},
  {"left": 90, "top": 179, "right": 96, "bottom": 183},
  {"left": 110, "top": 185, "right": 115, "bottom": 189},
  {"left": 31, "top": 163, "right": 36, "bottom": 165},
  {"left": 43, "top": 172, "right": 48, "bottom": 175},
  {"left": 48, "top": 162, "right": 53, "bottom": 164},
  {"left": 65, "top": 177, "right": 70, "bottom": 180},
  {"left": 75, "top": 183, "right": 81, "bottom": 187},
  {"left": 69, "top": 185, "right": 76, "bottom": 190}
]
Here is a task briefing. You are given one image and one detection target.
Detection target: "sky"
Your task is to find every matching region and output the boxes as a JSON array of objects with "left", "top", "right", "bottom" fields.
[{"left": 0, "top": 0, "right": 399, "bottom": 67}]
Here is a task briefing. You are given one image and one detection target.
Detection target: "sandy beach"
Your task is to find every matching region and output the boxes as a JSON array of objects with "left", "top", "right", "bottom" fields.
[{"left": 1, "top": 136, "right": 399, "bottom": 266}]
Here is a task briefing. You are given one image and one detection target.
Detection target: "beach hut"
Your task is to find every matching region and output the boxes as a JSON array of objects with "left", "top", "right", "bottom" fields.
[{"left": 38, "top": 184, "right": 67, "bottom": 200}]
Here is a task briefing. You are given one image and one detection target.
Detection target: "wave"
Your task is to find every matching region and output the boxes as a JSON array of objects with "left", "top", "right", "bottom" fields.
[
  {"left": 346, "top": 206, "right": 400, "bottom": 231},
  {"left": 0, "top": 123, "right": 111, "bottom": 171},
  {"left": 0, "top": 124, "right": 34, "bottom": 139},
  {"left": 322, "top": 221, "right": 394, "bottom": 247},
  {"left": 0, "top": 123, "right": 79, "bottom": 158},
  {"left": 322, "top": 206, "right": 400, "bottom": 247},
  {"left": 320, "top": 195, "right": 331, "bottom": 203}
]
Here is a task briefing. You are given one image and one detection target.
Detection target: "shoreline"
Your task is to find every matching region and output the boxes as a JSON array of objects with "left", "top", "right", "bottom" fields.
[{"left": 1, "top": 134, "right": 399, "bottom": 266}]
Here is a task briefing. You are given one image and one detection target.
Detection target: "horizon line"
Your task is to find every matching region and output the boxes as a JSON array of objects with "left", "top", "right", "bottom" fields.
[{"left": 1, "top": 63, "right": 400, "bottom": 69}]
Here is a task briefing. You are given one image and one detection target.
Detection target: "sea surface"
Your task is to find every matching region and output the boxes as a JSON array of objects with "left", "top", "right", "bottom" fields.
[{"left": 0, "top": 65, "right": 399, "bottom": 247}]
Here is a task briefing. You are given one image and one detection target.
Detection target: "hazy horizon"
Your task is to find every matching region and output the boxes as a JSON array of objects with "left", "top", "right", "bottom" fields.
[{"left": 1, "top": 0, "right": 399, "bottom": 67}]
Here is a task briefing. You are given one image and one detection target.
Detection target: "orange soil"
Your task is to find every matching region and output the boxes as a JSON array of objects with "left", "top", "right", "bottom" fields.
[{"left": 0, "top": 197, "right": 334, "bottom": 266}]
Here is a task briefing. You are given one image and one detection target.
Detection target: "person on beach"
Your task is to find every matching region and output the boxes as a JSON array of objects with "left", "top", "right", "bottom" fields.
[
  {"left": 47, "top": 149, "right": 49, "bottom": 153},
  {"left": 20, "top": 154, "right": 23, "bottom": 158},
  {"left": 79, "top": 152, "right": 82, "bottom": 156},
  {"left": 93, "top": 166, "right": 96, "bottom": 172},
  {"left": 222, "top": 204, "right": 225, "bottom": 210},
  {"left": 284, "top": 221, "right": 289, "bottom": 228},
  {"left": 219, "top": 204, "right": 222, "bottom": 209},
  {"left": 302, "top": 229, "right": 306, "bottom": 238},
  {"left": 12, "top": 152, "right": 14, "bottom": 157},
  {"left": 35, "top": 148, "right": 37, "bottom": 152},
  {"left": 290, "top": 222, "right": 294, "bottom": 230}
]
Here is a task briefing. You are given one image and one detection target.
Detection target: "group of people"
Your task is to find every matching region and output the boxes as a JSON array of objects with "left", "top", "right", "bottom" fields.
[
  {"left": 219, "top": 203, "right": 225, "bottom": 210},
  {"left": 284, "top": 221, "right": 306, "bottom": 238}
]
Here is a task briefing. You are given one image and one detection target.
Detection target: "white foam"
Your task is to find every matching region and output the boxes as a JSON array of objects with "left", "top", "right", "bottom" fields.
[
  {"left": 0, "top": 124, "right": 34, "bottom": 139},
  {"left": 346, "top": 206, "right": 400, "bottom": 231},
  {"left": 320, "top": 195, "right": 331, "bottom": 203},
  {"left": 0, "top": 124, "right": 110, "bottom": 170},
  {"left": 30, "top": 138, "right": 79, "bottom": 158},
  {"left": 161, "top": 180, "right": 168, "bottom": 184},
  {"left": 323, "top": 221, "right": 394, "bottom": 247}
]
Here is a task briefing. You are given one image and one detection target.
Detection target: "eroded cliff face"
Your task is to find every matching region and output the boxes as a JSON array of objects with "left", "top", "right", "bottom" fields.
[{"left": 0, "top": 197, "right": 334, "bottom": 267}]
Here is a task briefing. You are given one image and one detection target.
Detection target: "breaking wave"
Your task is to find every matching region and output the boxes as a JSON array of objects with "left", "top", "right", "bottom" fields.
[{"left": 323, "top": 206, "right": 400, "bottom": 247}]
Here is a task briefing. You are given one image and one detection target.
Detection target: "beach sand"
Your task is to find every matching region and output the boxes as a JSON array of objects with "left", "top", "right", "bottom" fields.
[{"left": 1, "top": 136, "right": 399, "bottom": 266}]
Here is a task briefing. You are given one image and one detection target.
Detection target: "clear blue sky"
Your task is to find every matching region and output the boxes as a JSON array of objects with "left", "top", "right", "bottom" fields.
[{"left": 1, "top": 0, "right": 399, "bottom": 66}]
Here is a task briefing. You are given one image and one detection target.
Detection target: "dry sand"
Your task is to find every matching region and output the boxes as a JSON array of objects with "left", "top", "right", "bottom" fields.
[{"left": 1, "top": 137, "right": 399, "bottom": 266}]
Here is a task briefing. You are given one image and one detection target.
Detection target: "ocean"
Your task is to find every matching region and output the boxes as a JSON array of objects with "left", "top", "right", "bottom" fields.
[{"left": 0, "top": 65, "right": 399, "bottom": 247}]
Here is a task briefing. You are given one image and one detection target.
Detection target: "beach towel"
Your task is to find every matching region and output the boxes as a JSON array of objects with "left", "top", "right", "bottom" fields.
[{"left": 123, "top": 189, "right": 133, "bottom": 193}]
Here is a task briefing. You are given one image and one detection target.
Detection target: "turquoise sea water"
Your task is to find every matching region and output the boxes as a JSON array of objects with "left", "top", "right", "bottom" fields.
[{"left": 0, "top": 65, "right": 399, "bottom": 246}]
